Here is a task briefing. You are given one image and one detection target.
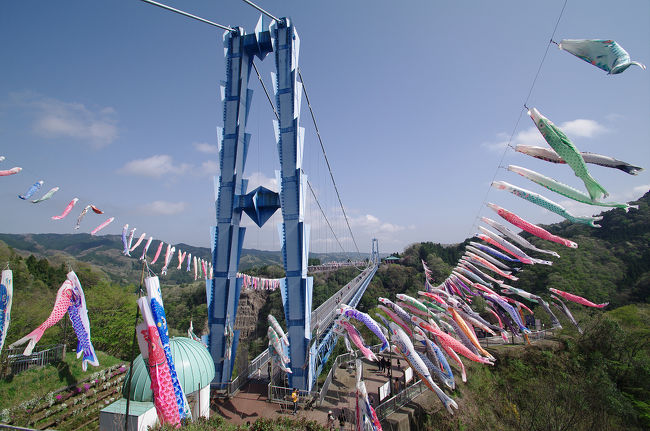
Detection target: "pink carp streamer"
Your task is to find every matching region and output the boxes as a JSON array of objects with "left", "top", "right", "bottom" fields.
[
  {"left": 10, "top": 280, "right": 74, "bottom": 355},
  {"left": 487, "top": 203, "right": 577, "bottom": 248},
  {"left": 549, "top": 288, "right": 609, "bottom": 308},
  {"left": 150, "top": 242, "right": 164, "bottom": 265},
  {"left": 193, "top": 256, "right": 198, "bottom": 280},
  {"left": 51, "top": 198, "right": 79, "bottom": 220},
  {"left": 161, "top": 245, "right": 175, "bottom": 275},
  {"left": 130, "top": 233, "right": 147, "bottom": 253},
  {"left": 0, "top": 167, "right": 22, "bottom": 176},
  {"left": 90, "top": 217, "right": 114, "bottom": 235},
  {"left": 176, "top": 251, "right": 187, "bottom": 270},
  {"left": 336, "top": 320, "right": 377, "bottom": 361},
  {"left": 136, "top": 298, "right": 181, "bottom": 426},
  {"left": 140, "top": 237, "right": 153, "bottom": 261}
]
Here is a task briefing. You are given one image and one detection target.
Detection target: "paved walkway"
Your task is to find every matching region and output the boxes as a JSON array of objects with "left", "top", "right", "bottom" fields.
[{"left": 210, "top": 354, "right": 406, "bottom": 430}]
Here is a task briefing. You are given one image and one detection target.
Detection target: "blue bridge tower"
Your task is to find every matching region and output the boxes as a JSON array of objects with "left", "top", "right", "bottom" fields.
[{"left": 208, "top": 17, "right": 314, "bottom": 390}]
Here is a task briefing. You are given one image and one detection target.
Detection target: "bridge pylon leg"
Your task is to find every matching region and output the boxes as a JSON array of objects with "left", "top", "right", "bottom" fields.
[{"left": 273, "top": 19, "right": 313, "bottom": 391}]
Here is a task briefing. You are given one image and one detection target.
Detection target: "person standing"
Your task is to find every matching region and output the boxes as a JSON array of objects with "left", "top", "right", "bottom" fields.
[
  {"left": 291, "top": 388, "right": 298, "bottom": 415},
  {"left": 326, "top": 410, "right": 335, "bottom": 430},
  {"left": 338, "top": 409, "right": 346, "bottom": 431}
]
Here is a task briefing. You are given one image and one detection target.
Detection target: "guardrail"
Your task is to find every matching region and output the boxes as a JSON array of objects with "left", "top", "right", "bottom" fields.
[
  {"left": 3, "top": 344, "right": 64, "bottom": 375},
  {"left": 374, "top": 378, "right": 425, "bottom": 421}
]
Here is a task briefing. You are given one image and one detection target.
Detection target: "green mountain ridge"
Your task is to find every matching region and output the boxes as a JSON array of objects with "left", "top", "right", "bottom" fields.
[{"left": 0, "top": 233, "right": 372, "bottom": 285}]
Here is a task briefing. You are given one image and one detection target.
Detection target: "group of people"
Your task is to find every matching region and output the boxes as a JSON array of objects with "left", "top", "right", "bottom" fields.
[{"left": 375, "top": 355, "right": 392, "bottom": 375}]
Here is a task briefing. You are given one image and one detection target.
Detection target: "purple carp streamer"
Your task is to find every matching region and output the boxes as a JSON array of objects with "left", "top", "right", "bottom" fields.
[
  {"left": 337, "top": 305, "right": 389, "bottom": 351},
  {"left": 1, "top": 269, "right": 13, "bottom": 355}
]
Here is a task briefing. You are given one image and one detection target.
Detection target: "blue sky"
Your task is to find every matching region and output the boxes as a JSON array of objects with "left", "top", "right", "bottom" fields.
[{"left": 1, "top": 0, "right": 649, "bottom": 255}]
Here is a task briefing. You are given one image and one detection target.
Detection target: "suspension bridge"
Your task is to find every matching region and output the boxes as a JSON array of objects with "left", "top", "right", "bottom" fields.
[{"left": 133, "top": 0, "right": 383, "bottom": 393}]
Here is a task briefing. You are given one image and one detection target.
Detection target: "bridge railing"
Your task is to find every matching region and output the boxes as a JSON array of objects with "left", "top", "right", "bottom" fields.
[
  {"left": 311, "top": 264, "right": 375, "bottom": 332},
  {"left": 374, "top": 378, "right": 425, "bottom": 421}
]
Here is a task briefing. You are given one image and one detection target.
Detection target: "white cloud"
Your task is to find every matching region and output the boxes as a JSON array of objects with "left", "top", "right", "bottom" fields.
[
  {"left": 484, "top": 118, "right": 607, "bottom": 152},
  {"left": 12, "top": 93, "right": 118, "bottom": 148},
  {"left": 246, "top": 171, "right": 278, "bottom": 191},
  {"left": 200, "top": 160, "right": 219, "bottom": 176},
  {"left": 482, "top": 127, "right": 545, "bottom": 152},
  {"left": 559, "top": 119, "right": 607, "bottom": 138},
  {"left": 139, "top": 200, "right": 188, "bottom": 215},
  {"left": 119, "top": 154, "right": 190, "bottom": 178},
  {"left": 633, "top": 184, "right": 650, "bottom": 194},
  {"left": 193, "top": 142, "right": 218, "bottom": 154}
]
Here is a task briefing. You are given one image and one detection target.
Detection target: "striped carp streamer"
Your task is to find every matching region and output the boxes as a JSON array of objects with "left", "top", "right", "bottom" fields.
[
  {"left": 11, "top": 272, "right": 99, "bottom": 371},
  {"left": 558, "top": 39, "right": 646, "bottom": 74},
  {"left": 32, "top": 187, "right": 59, "bottom": 203},
  {"left": 465, "top": 245, "right": 513, "bottom": 271},
  {"left": 18, "top": 180, "right": 43, "bottom": 200},
  {"left": 121, "top": 225, "right": 129, "bottom": 255},
  {"left": 1, "top": 269, "right": 13, "bottom": 355},
  {"left": 515, "top": 145, "right": 643, "bottom": 176},
  {"left": 268, "top": 314, "right": 289, "bottom": 346},
  {"left": 125, "top": 228, "right": 137, "bottom": 255},
  {"left": 481, "top": 216, "right": 560, "bottom": 257},
  {"left": 140, "top": 236, "right": 153, "bottom": 261},
  {"left": 90, "top": 217, "right": 114, "bottom": 235},
  {"left": 529, "top": 108, "right": 607, "bottom": 201},
  {"left": 186, "top": 253, "right": 191, "bottom": 271},
  {"left": 74, "top": 205, "right": 92, "bottom": 230},
  {"left": 146, "top": 276, "right": 191, "bottom": 420},
  {"left": 492, "top": 181, "right": 603, "bottom": 227},
  {"left": 508, "top": 165, "right": 637, "bottom": 212},
  {"left": 268, "top": 326, "right": 290, "bottom": 364},
  {"left": 389, "top": 322, "right": 458, "bottom": 414},
  {"left": 136, "top": 297, "right": 181, "bottom": 426},
  {"left": 0, "top": 167, "right": 22, "bottom": 176},
  {"left": 486, "top": 203, "right": 578, "bottom": 248},
  {"left": 337, "top": 305, "right": 389, "bottom": 351},
  {"left": 52, "top": 198, "right": 79, "bottom": 220},
  {"left": 150, "top": 241, "right": 164, "bottom": 265}
]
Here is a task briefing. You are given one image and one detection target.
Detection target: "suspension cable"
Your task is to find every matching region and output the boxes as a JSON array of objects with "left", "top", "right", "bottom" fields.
[
  {"left": 251, "top": 61, "right": 347, "bottom": 255},
  {"left": 298, "top": 68, "right": 361, "bottom": 257},
  {"left": 139, "top": 0, "right": 234, "bottom": 31},
  {"left": 467, "top": 0, "right": 568, "bottom": 237},
  {"left": 240, "top": 0, "right": 280, "bottom": 22}
]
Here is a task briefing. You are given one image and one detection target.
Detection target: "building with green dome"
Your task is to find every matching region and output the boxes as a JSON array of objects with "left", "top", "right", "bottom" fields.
[{"left": 100, "top": 337, "right": 215, "bottom": 431}]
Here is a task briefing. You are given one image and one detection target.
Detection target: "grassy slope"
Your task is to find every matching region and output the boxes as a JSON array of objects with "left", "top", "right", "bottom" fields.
[{"left": 0, "top": 351, "right": 122, "bottom": 410}]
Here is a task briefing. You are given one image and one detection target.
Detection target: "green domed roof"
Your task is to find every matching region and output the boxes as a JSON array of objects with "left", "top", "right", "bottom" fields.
[{"left": 123, "top": 337, "right": 215, "bottom": 402}]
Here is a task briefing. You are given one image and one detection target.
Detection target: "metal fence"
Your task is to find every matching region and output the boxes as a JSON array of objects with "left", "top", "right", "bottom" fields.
[
  {"left": 3, "top": 344, "right": 64, "bottom": 375},
  {"left": 268, "top": 385, "right": 319, "bottom": 409},
  {"left": 374, "top": 379, "right": 425, "bottom": 421}
]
